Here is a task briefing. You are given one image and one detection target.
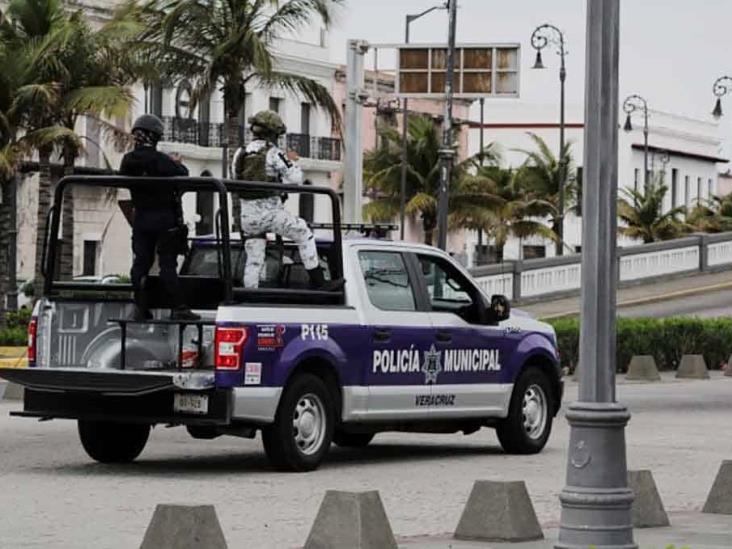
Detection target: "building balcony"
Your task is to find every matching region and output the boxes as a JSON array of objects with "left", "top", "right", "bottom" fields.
[{"left": 161, "top": 116, "right": 341, "bottom": 162}]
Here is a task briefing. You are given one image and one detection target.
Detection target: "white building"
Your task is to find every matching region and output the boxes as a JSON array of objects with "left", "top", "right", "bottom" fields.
[{"left": 466, "top": 101, "right": 728, "bottom": 262}]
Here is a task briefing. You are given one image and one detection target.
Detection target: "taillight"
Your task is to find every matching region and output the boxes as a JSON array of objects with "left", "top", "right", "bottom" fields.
[
  {"left": 215, "top": 326, "right": 247, "bottom": 370},
  {"left": 27, "top": 317, "right": 38, "bottom": 366}
]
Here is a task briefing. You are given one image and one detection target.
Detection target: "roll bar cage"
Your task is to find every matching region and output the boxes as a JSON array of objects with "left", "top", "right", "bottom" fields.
[{"left": 43, "top": 176, "right": 343, "bottom": 301}]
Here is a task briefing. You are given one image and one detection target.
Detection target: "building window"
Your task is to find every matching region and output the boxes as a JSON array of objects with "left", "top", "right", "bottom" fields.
[
  {"left": 685, "top": 175, "right": 690, "bottom": 208},
  {"left": 708, "top": 178, "right": 714, "bottom": 200},
  {"left": 575, "top": 166, "right": 583, "bottom": 217},
  {"left": 671, "top": 168, "right": 678, "bottom": 208},
  {"left": 697, "top": 177, "right": 703, "bottom": 203},
  {"left": 149, "top": 82, "right": 163, "bottom": 117},
  {"left": 269, "top": 97, "right": 281, "bottom": 113},
  {"left": 522, "top": 245, "right": 546, "bottom": 260},
  {"left": 82, "top": 240, "right": 98, "bottom": 277},
  {"left": 300, "top": 103, "right": 311, "bottom": 135},
  {"left": 634, "top": 168, "right": 639, "bottom": 195},
  {"left": 175, "top": 80, "right": 193, "bottom": 119}
]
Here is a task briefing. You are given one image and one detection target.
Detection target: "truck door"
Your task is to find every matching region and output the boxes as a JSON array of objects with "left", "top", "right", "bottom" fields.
[
  {"left": 356, "top": 249, "right": 435, "bottom": 419},
  {"left": 415, "top": 252, "right": 518, "bottom": 417}
]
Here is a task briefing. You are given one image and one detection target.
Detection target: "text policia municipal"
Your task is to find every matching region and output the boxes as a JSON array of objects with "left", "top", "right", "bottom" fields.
[{"left": 372, "top": 348, "right": 502, "bottom": 374}]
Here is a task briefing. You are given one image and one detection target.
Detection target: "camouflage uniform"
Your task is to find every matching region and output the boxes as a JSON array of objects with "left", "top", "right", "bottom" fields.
[{"left": 233, "top": 135, "right": 319, "bottom": 289}]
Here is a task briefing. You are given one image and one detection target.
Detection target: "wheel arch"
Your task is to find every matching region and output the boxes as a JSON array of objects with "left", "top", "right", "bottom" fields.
[
  {"left": 284, "top": 354, "right": 343, "bottom": 421},
  {"left": 520, "top": 352, "right": 562, "bottom": 416}
]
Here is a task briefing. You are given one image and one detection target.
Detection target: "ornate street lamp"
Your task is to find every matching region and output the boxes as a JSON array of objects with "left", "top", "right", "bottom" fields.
[
  {"left": 531, "top": 23, "right": 568, "bottom": 255},
  {"left": 622, "top": 94, "right": 650, "bottom": 191},
  {"left": 712, "top": 76, "right": 732, "bottom": 118}
]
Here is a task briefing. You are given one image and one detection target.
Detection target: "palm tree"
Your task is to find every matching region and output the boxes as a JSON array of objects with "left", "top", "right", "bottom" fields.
[
  {"left": 128, "top": 0, "right": 344, "bottom": 164},
  {"left": 454, "top": 166, "right": 557, "bottom": 262},
  {"left": 4, "top": 1, "right": 133, "bottom": 292},
  {"left": 617, "top": 178, "right": 687, "bottom": 243},
  {"left": 363, "top": 115, "right": 502, "bottom": 245},
  {"left": 515, "top": 132, "right": 575, "bottom": 255},
  {"left": 686, "top": 193, "right": 732, "bottom": 233}
]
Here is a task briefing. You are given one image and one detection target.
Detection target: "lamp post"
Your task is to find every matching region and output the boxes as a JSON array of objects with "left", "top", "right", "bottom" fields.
[
  {"left": 436, "top": 0, "right": 457, "bottom": 251},
  {"left": 531, "top": 23, "right": 567, "bottom": 256},
  {"left": 398, "top": 2, "right": 448, "bottom": 240},
  {"left": 622, "top": 94, "right": 649, "bottom": 192},
  {"left": 557, "top": 1, "right": 635, "bottom": 547},
  {"left": 712, "top": 76, "right": 732, "bottom": 118}
]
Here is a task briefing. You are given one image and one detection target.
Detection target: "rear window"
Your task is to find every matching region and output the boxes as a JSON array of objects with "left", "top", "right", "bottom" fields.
[{"left": 183, "top": 242, "right": 332, "bottom": 289}]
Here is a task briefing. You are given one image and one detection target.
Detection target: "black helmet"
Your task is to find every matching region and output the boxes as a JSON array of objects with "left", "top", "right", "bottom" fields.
[{"left": 131, "top": 114, "right": 164, "bottom": 137}]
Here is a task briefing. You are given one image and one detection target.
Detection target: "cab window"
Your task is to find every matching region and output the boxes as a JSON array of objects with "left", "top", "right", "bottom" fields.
[
  {"left": 418, "top": 254, "right": 482, "bottom": 323},
  {"left": 358, "top": 251, "right": 416, "bottom": 311}
]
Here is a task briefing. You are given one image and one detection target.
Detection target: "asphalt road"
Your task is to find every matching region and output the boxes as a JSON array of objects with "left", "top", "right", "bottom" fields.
[
  {"left": 1, "top": 373, "right": 731, "bottom": 549},
  {"left": 619, "top": 287, "right": 732, "bottom": 317}
]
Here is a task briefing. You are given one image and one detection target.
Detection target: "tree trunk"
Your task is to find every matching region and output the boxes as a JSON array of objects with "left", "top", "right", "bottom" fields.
[
  {"left": 226, "top": 106, "right": 242, "bottom": 233},
  {"left": 0, "top": 179, "right": 9, "bottom": 327},
  {"left": 59, "top": 150, "right": 75, "bottom": 280},
  {"left": 553, "top": 218, "right": 563, "bottom": 256},
  {"left": 34, "top": 147, "right": 54, "bottom": 300},
  {"left": 6, "top": 175, "right": 18, "bottom": 311}
]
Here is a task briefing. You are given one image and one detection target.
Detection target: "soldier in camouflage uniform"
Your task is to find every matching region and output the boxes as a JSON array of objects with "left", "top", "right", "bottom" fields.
[{"left": 232, "top": 110, "right": 327, "bottom": 289}]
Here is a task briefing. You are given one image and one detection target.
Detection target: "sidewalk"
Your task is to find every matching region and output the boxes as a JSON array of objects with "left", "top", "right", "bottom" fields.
[
  {"left": 400, "top": 512, "right": 732, "bottom": 548},
  {"left": 522, "top": 270, "right": 732, "bottom": 319}
]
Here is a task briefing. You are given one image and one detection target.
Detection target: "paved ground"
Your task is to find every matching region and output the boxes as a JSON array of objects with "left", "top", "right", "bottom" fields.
[
  {"left": 1, "top": 373, "right": 730, "bottom": 548},
  {"left": 522, "top": 270, "right": 732, "bottom": 319}
]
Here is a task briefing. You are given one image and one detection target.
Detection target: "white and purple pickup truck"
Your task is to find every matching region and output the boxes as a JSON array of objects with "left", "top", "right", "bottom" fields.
[{"left": 0, "top": 176, "right": 562, "bottom": 471}]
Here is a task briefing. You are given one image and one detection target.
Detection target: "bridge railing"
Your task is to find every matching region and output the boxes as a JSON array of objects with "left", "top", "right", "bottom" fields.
[{"left": 468, "top": 232, "right": 732, "bottom": 303}]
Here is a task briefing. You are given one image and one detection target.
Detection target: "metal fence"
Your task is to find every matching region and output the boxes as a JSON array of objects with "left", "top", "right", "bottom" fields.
[
  {"left": 468, "top": 232, "right": 732, "bottom": 302},
  {"left": 161, "top": 117, "right": 341, "bottom": 162}
]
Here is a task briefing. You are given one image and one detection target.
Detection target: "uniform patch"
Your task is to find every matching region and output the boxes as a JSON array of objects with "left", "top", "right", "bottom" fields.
[{"left": 244, "top": 362, "right": 262, "bottom": 385}]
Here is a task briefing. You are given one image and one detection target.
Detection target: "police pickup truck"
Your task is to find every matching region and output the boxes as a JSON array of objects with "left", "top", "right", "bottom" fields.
[{"left": 0, "top": 176, "right": 562, "bottom": 472}]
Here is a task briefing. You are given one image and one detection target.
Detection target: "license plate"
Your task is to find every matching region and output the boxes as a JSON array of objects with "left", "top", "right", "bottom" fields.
[{"left": 174, "top": 393, "right": 209, "bottom": 415}]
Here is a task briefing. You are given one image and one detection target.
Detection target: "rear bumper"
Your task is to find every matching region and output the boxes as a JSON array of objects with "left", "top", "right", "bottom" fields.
[{"left": 0, "top": 367, "right": 231, "bottom": 425}]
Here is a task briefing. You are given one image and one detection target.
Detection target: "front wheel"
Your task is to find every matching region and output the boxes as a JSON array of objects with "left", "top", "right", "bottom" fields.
[
  {"left": 78, "top": 420, "right": 150, "bottom": 463},
  {"left": 262, "top": 374, "right": 334, "bottom": 472},
  {"left": 496, "top": 367, "right": 554, "bottom": 454}
]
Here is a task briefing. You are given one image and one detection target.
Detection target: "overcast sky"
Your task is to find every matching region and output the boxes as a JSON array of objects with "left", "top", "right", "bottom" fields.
[{"left": 328, "top": 0, "right": 732, "bottom": 151}]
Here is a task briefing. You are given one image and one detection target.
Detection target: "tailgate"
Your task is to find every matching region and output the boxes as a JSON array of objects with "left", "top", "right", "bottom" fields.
[{"left": 0, "top": 368, "right": 231, "bottom": 425}]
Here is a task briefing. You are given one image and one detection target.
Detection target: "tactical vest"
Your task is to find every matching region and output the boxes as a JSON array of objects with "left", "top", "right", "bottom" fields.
[{"left": 233, "top": 143, "right": 279, "bottom": 200}]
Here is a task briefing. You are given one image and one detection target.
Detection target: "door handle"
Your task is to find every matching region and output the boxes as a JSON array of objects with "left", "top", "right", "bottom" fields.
[
  {"left": 436, "top": 331, "right": 452, "bottom": 343},
  {"left": 373, "top": 329, "right": 391, "bottom": 342}
]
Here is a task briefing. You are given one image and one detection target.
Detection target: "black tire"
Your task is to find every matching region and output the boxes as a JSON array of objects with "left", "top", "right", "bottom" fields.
[
  {"left": 262, "top": 374, "right": 334, "bottom": 472},
  {"left": 77, "top": 420, "right": 150, "bottom": 463},
  {"left": 496, "top": 367, "right": 554, "bottom": 454},
  {"left": 332, "top": 431, "right": 375, "bottom": 448}
]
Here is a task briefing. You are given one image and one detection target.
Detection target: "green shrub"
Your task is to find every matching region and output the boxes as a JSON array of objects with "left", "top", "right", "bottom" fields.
[
  {"left": 6, "top": 308, "right": 31, "bottom": 330},
  {"left": 548, "top": 316, "right": 732, "bottom": 373},
  {"left": 0, "top": 327, "right": 26, "bottom": 346}
]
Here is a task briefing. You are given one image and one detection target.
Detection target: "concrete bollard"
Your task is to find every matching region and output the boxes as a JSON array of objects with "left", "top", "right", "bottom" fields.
[
  {"left": 625, "top": 356, "right": 661, "bottom": 382},
  {"left": 725, "top": 356, "right": 732, "bottom": 377},
  {"left": 628, "top": 470, "right": 670, "bottom": 528},
  {"left": 139, "top": 504, "right": 228, "bottom": 549},
  {"left": 676, "top": 354, "right": 709, "bottom": 379},
  {"left": 0, "top": 381, "right": 6, "bottom": 400},
  {"left": 304, "top": 491, "right": 397, "bottom": 549},
  {"left": 702, "top": 460, "right": 732, "bottom": 515},
  {"left": 454, "top": 481, "right": 543, "bottom": 542}
]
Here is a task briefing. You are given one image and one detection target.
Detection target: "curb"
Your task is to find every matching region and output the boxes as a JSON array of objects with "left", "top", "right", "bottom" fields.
[
  {"left": 0, "top": 357, "right": 27, "bottom": 369},
  {"left": 539, "top": 280, "right": 732, "bottom": 320}
]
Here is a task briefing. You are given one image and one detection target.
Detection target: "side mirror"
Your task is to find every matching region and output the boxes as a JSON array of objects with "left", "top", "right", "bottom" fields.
[{"left": 489, "top": 294, "right": 511, "bottom": 322}]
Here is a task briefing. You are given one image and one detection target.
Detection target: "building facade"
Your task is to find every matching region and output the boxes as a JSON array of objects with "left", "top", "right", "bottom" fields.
[{"left": 466, "top": 101, "right": 727, "bottom": 263}]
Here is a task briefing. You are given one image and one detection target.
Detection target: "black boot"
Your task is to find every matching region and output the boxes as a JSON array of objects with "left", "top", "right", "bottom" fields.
[
  {"left": 131, "top": 290, "right": 153, "bottom": 321},
  {"left": 171, "top": 306, "right": 201, "bottom": 321},
  {"left": 307, "top": 267, "right": 345, "bottom": 292}
]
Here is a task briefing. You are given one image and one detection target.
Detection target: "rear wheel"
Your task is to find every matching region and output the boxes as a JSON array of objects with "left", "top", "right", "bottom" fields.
[
  {"left": 496, "top": 367, "right": 553, "bottom": 454},
  {"left": 333, "top": 431, "right": 375, "bottom": 448},
  {"left": 78, "top": 420, "right": 150, "bottom": 463},
  {"left": 262, "top": 374, "right": 334, "bottom": 472}
]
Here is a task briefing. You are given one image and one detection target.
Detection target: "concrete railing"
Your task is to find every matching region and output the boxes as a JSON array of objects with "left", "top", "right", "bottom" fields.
[{"left": 468, "top": 232, "right": 732, "bottom": 303}]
